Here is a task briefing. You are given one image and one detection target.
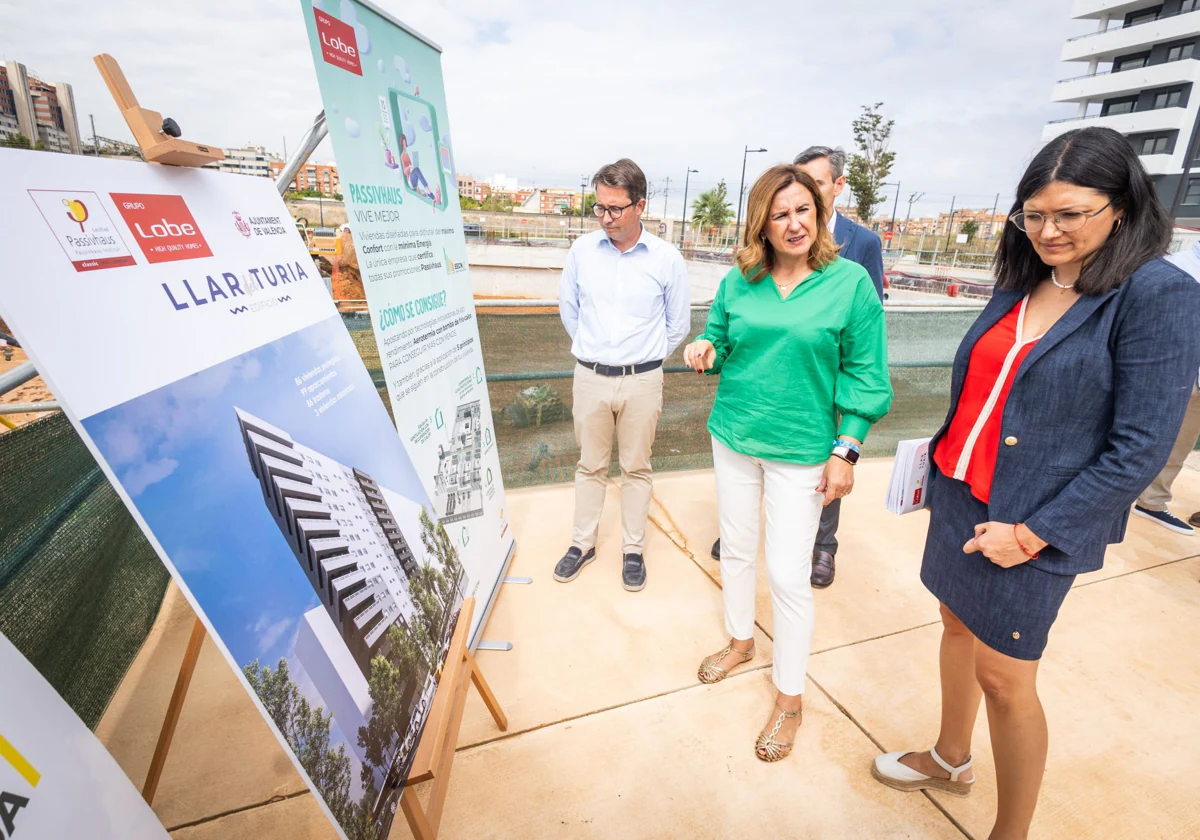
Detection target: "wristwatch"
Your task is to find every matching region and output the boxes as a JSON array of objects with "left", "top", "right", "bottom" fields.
[{"left": 831, "top": 439, "right": 860, "bottom": 465}]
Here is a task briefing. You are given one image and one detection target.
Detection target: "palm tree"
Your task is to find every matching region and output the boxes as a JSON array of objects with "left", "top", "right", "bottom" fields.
[{"left": 692, "top": 180, "right": 734, "bottom": 231}]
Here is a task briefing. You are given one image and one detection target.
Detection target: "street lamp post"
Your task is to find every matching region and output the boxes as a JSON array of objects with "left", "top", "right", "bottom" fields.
[
  {"left": 903, "top": 191, "right": 925, "bottom": 253},
  {"left": 734, "top": 145, "right": 767, "bottom": 247},
  {"left": 887, "top": 181, "right": 901, "bottom": 243},
  {"left": 578, "top": 174, "right": 588, "bottom": 238},
  {"left": 679, "top": 167, "right": 698, "bottom": 250}
]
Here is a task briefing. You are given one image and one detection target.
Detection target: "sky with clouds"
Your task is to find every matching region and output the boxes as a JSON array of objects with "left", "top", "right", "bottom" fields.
[{"left": 0, "top": 0, "right": 1091, "bottom": 219}]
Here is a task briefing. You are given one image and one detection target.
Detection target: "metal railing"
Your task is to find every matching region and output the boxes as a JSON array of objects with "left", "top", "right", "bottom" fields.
[
  {"left": 1056, "top": 55, "right": 1198, "bottom": 84},
  {"left": 1045, "top": 104, "right": 1188, "bottom": 124},
  {"left": 1067, "top": 7, "right": 1199, "bottom": 42}
]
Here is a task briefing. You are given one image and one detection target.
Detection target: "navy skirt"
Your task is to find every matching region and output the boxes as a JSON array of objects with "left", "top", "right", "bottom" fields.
[{"left": 921, "top": 470, "right": 1077, "bottom": 660}]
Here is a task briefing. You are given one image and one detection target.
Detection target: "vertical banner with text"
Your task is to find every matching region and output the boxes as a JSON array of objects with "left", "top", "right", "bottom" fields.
[{"left": 299, "top": 0, "right": 514, "bottom": 642}]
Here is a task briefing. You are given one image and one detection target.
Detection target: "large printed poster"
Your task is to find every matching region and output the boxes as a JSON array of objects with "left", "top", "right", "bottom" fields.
[
  {"left": 0, "top": 150, "right": 468, "bottom": 839},
  {"left": 299, "top": 0, "right": 514, "bottom": 639}
]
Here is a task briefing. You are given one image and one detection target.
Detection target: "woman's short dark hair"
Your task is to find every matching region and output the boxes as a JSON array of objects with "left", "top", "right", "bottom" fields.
[{"left": 994, "top": 127, "right": 1172, "bottom": 295}]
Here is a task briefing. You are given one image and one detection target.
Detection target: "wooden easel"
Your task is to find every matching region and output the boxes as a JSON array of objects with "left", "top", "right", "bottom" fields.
[
  {"left": 93, "top": 53, "right": 224, "bottom": 167},
  {"left": 393, "top": 596, "right": 507, "bottom": 840}
]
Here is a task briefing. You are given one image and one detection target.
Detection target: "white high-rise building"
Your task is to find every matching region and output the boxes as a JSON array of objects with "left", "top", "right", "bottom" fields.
[
  {"left": 235, "top": 407, "right": 424, "bottom": 675},
  {"left": 1043, "top": 1, "right": 1200, "bottom": 221}
]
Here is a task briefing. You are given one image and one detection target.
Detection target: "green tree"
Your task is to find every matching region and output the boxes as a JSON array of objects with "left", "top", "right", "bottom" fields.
[
  {"left": 479, "top": 194, "right": 514, "bottom": 213},
  {"left": 332, "top": 192, "right": 343, "bottom": 202},
  {"left": 960, "top": 219, "right": 979, "bottom": 242},
  {"left": 559, "top": 193, "right": 597, "bottom": 217},
  {"left": 460, "top": 195, "right": 482, "bottom": 211},
  {"left": 243, "top": 658, "right": 362, "bottom": 834},
  {"left": 845, "top": 103, "right": 896, "bottom": 229},
  {"left": 357, "top": 508, "right": 466, "bottom": 807},
  {"left": 691, "top": 180, "right": 734, "bottom": 230},
  {"left": 1, "top": 133, "right": 33, "bottom": 149}
]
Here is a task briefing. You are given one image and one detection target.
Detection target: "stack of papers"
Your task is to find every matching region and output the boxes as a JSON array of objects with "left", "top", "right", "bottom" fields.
[{"left": 887, "top": 438, "right": 932, "bottom": 515}]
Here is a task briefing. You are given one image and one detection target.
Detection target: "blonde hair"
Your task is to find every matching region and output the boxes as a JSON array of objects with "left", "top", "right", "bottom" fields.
[{"left": 736, "top": 164, "right": 839, "bottom": 283}]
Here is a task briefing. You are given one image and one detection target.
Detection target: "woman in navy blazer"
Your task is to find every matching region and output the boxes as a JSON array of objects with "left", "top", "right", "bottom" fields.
[{"left": 872, "top": 127, "right": 1200, "bottom": 839}]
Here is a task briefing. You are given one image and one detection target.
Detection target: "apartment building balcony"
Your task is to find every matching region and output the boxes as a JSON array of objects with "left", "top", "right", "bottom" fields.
[
  {"left": 1041, "top": 103, "right": 1191, "bottom": 141},
  {"left": 1137, "top": 151, "right": 1180, "bottom": 174},
  {"left": 1072, "top": 0, "right": 1169, "bottom": 18},
  {"left": 1052, "top": 57, "right": 1200, "bottom": 103},
  {"left": 1062, "top": 9, "right": 1200, "bottom": 62}
]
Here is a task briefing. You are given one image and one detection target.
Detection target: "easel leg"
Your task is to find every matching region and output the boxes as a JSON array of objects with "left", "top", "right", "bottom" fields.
[
  {"left": 400, "top": 787, "right": 436, "bottom": 840},
  {"left": 466, "top": 650, "right": 508, "bottom": 731},
  {"left": 143, "top": 616, "right": 206, "bottom": 804}
]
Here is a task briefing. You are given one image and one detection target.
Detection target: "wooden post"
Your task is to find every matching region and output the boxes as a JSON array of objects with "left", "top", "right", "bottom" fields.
[
  {"left": 142, "top": 617, "right": 206, "bottom": 805},
  {"left": 393, "top": 597, "right": 507, "bottom": 840}
]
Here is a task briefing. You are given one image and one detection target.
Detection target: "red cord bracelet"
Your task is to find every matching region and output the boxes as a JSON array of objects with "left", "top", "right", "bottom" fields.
[{"left": 1014, "top": 524, "right": 1040, "bottom": 559}]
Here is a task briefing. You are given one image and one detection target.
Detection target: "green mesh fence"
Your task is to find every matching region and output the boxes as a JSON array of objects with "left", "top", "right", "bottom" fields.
[
  {"left": 339, "top": 308, "right": 975, "bottom": 488},
  {"left": 0, "top": 308, "right": 972, "bottom": 728},
  {"left": 0, "top": 412, "right": 170, "bottom": 730}
]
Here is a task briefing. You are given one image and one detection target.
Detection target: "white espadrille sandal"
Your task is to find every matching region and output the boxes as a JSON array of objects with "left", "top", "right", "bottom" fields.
[{"left": 871, "top": 746, "right": 974, "bottom": 797}]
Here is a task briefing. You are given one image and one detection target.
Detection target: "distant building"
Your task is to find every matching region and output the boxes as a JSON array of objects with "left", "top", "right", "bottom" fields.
[
  {"left": 270, "top": 159, "right": 342, "bottom": 196},
  {"left": 515, "top": 188, "right": 579, "bottom": 215},
  {"left": 0, "top": 61, "right": 81, "bottom": 153},
  {"left": 1044, "top": 1, "right": 1200, "bottom": 221},
  {"left": 205, "top": 144, "right": 279, "bottom": 178},
  {"left": 457, "top": 173, "right": 484, "bottom": 201}
]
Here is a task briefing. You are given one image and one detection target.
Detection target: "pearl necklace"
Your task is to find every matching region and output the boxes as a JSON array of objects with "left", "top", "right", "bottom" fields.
[{"left": 1050, "top": 269, "right": 1075, "bottom": 293}]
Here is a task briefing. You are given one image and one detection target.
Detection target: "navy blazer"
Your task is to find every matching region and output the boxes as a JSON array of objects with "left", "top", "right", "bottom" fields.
[
  {"left": 928, "top": 257, "right": 1200, "bottom": 575},
  {"left": 834, "top": 213, "right": 885, "bottom": 300}
]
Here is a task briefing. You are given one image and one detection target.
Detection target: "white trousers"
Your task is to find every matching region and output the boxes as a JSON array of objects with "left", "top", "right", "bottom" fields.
[{"left": 712, "top": 436, "right": 825, "bottom": 696}]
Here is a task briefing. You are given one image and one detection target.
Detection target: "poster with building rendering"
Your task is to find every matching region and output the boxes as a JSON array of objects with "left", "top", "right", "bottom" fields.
[
  {"left": 0, "top": 149, "right": 466, "bottom": 839},
  {"left": 298, "top": 0, "right": 514, "bottom": 636}
]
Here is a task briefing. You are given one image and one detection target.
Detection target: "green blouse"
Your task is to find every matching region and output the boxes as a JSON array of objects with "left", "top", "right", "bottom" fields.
[{"left": 699, "top": 257, "right": 892, "bottom": 465}]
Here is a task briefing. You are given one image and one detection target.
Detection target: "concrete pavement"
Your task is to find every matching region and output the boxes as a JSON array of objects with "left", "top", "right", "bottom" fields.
[{"left": 96, "top": 460, "right": 1200, "bottom": 839}]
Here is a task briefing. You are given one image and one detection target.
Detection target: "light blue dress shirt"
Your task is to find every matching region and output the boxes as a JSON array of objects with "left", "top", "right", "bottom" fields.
[
  {"left": 1167, "top": 240, "right": 1200, "bottom": 387},
  {"left": 559, "top": 226, "right": 691, "bottom": 365}
]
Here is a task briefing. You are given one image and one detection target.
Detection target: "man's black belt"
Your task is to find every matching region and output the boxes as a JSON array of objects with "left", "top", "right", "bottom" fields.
[{"left": 578, "top": 359, "right": 663, "bottom": 377}]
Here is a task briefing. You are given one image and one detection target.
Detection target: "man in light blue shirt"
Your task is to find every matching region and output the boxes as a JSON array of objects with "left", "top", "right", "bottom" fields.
[
  {"left": 1133, "top": 240, "right": 1200, "bottom": 534},
  {"left": 555, "top": 158, "right": 690, "bottom": 592}
]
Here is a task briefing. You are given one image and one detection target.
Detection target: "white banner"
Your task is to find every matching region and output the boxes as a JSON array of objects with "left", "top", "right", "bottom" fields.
[
  {"left": 0, "top": 635, "right": 169, "bottom": 840},
  {"left": 0, "top": 149, "right": 474, "bottom": 839}
]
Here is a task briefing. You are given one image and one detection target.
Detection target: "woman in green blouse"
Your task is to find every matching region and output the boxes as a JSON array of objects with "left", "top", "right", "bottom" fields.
[{"left": 683, "top": 163, "right": 891, "bottom": 761}]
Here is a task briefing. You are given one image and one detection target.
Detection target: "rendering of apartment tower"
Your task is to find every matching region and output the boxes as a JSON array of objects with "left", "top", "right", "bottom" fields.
[
  {"left": 1044, "top": 1, "right": 1200, "bottom": 222},
  {"left": 434, "top": 401, "right": 483, "bottom": 522},
  {"left": 0, "top": 61, "right": 81, "bottom": 153},
  {"left": 234, "top": 407, "right": 422, "bottom": 675}
]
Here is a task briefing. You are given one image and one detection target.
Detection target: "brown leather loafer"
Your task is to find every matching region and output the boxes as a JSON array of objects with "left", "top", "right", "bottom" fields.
[
  {"left": 811, "top": 550, "right": 835, "bottom": 588},
  {"left": 1190, "top": 511, "right": 1200, "bottom": 529}
]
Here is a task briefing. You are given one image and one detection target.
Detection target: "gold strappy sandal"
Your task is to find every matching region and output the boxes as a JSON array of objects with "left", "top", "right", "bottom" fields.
[
  {"left": 755, "top": 703, "right": 802, "bottom": 762},
  {"left": 697, "top": 640, "right": 755, "bottom": 684}
]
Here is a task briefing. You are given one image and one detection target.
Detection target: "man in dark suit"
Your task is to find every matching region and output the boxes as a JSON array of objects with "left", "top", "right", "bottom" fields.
[{"left": 710, "top": 145, "right": 886, "bottom": 588}]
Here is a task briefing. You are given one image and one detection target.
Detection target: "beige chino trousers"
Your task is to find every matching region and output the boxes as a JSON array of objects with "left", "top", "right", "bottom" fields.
[
  {"left": 571, "top": 364, "right": 663, "bottom": 555},
  {"left": 1138, "top": 384, "right": 1200, "bottom": 511}
]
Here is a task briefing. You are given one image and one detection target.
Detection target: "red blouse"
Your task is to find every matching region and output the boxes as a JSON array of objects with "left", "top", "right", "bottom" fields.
[{"left": 934, "top": 298, "right": 1040, "bottom": 504}]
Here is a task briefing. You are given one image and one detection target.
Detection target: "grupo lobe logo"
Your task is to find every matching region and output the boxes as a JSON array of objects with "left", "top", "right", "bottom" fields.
[
  {"left": 111, "top": 193, "right": 213, "bottom": 264},
  {"left": 314, "top": 8, "right": 363, "bottom": 75}
]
